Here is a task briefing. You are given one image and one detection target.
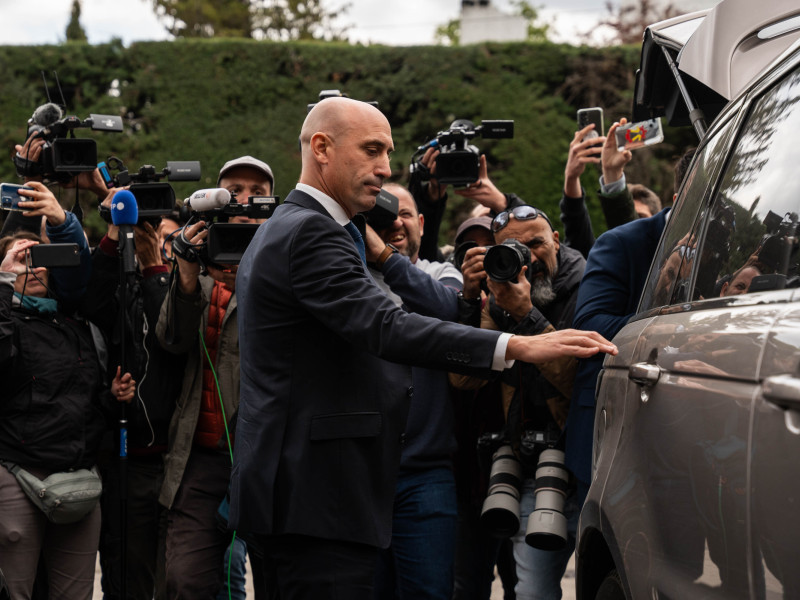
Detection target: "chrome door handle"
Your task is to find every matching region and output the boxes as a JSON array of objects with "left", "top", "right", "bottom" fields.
[
  {"left": 763, "top": 375, "right": 800, "bottom": 410},
  {"left": 629, "top": 363, "right": 661, "bottom": 386}
]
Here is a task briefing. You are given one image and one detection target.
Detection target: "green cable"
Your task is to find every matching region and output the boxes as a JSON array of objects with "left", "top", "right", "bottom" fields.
[{"left": 199, "top": 327, "right": 236, "bottom": 599}]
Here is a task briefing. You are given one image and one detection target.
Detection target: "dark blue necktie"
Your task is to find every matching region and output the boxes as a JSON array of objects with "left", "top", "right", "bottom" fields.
[{"left": 344, "top": 221, "right": 367, "bottom": 265}]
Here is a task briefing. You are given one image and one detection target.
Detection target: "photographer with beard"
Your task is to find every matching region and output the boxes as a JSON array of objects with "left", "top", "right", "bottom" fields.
[{"left": 452, "top": 206, "right": 585, "bottom": 600}]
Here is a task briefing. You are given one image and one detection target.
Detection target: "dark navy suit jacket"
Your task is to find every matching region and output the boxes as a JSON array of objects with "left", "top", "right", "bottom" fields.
[
  {"left": 230, "top": 189, "right": 502, "bottom": 548},
  {"left": 565, "top": 208, "right": 669, "bottom": 485}
]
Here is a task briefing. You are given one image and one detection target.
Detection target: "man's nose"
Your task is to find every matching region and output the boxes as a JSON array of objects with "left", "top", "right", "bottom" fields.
[{"left": 376, "top": 154, "right": 391, "bottom": 179}]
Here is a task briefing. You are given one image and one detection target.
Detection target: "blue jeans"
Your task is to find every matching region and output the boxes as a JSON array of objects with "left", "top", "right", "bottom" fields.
[
  {"left": 374, "top": 467, "right": 458, "bottom": 599},
  {"left": 217, "top": 535, "right": 247, "bottom": 600},
  {"left": 511, "top": 478, "right": 578, "bottom": 600}
]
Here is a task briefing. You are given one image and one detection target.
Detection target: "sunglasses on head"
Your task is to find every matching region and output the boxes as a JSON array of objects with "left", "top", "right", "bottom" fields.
[{"left": 491, "top": 206, "right": 553, "bottom": 234}]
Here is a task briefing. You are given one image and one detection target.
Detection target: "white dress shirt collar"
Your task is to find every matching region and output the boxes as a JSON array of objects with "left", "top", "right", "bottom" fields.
[{"left": 296, "top": 183, "right": 350, "bottom": 226}]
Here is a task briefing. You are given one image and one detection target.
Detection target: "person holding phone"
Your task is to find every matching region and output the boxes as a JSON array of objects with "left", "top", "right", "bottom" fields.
[{"left": 0, "top": 234, "right": 134, "bottom": 599}]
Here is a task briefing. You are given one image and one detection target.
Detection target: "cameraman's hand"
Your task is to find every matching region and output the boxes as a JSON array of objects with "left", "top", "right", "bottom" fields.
[
  {"left": 17, "top": 182, "right": 66, "bottom": 226},
  {"left": 111, "top": 366, "right": 136, "bottom": 404},
  {"left": 564, "top": 126, "right": 604, "bottom": 198},
  {"left": 363, "top": 223, "right": 387, "bottom": 263},
  {"left": 420, "top": 147, "right": 446, "bottom": 202},
  {"left": 487, "top": 266, "right": 533, "bottom": 322},
  {"left": 14, "top": 134, "right": 45, "bottom": 183},
  {"left": 176, "top": 221, "right": 206, "bottom": 295},
  {"left": 63, "top": 168, "right": 108, "bottom": 198},
  {"left": 0, "top": 239, "right": 38, "bottom": 276},
  {"left": 602, "top": 118, "right": 631, "bottom": 185},
  {"left": 454, "top": 155, "right": 506, "bottom": 213},
  {"left": 460, "top": 245, "right": 488, "bottom": 300},
  {"left": 134, "top": 222, "right": 162, "bottom": 269},
  {"left": 101, "top": 187, "right": 127, "bottom": 241}
]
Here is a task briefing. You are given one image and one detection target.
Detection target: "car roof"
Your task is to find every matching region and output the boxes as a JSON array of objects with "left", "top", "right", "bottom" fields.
[{"left": 633, "top": 0, "right": 800, "bottom": 136}]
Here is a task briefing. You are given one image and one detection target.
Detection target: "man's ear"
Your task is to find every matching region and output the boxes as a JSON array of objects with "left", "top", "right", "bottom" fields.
[
  {"left": 552, "top": 229, "right": 560, "bottom": 250},
  {"left": 310, "top": 132, "right": 331, "bottom": 164},
  {"left": 418, "top": 213, "right": 425, "bottom": 238}
]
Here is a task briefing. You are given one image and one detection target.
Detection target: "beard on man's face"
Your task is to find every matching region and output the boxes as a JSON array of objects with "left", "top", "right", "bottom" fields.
[{"left": 530, "top": 275, "right": 556, "bottom": 308}]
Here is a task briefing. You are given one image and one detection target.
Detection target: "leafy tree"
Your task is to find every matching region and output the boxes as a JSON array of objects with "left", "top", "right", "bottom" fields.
[
  {"left": 434, "top": 19, "right": 460, "bottom": 47},
  {"left": 151, "top": 0, "right": 349, "bottom": 40},
  {"left": 151, "top": 0, "right": 253, "bottom": 37},
  {"left": 65, "top": 0, "right": 88, "bottom": 42},
  {"left": 253, "top": 0, "right": 350, "bottom": 41},
  {"left": 598, "top": 0, "right": 680, "bottom": 45}
]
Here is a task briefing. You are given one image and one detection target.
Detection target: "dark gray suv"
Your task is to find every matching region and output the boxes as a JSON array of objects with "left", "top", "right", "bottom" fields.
[{"left": 577, "top": 1, "right": 800, "bottom": 599}]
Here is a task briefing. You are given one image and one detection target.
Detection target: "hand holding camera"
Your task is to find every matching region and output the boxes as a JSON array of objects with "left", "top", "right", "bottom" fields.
[
  {"left": 602, "top": 118, "right": 633, "bottom": 185},
  {"left": 460, "top": 245, "right": 489, "bottom": 300},
  {"left": 453, "top": 155, "right": 507, "bottom": 213},
  {"left": 174, "top": 221, "right": 207, "bottom": 294},
  {"left": 0, "top": 239, "right": 39, "bottom": 276},
  {"left": 487, "top": 265, "right": 533, "bottom": 322}
]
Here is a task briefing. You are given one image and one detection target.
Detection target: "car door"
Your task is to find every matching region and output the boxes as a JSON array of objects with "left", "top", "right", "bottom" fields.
[{"left": 620, "top": 56, "right": 800, "bottom": 599}]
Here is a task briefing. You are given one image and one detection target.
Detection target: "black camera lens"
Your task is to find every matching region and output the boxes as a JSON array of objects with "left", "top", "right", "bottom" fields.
[
  {"left": 484, "top": 239, "right": 531, "bottom": 283},
  {"left": 452, "top": 241, "right": 478, "bottom": 272}
]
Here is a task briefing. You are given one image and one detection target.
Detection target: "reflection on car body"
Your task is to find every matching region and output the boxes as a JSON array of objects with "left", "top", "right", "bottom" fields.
[{"left": 577, "top": 1, "right": 800, "bottom": 599}]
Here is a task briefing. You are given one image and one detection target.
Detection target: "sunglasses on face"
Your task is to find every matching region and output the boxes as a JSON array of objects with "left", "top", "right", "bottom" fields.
[{"left": 491, "top": 206, "right": 553, "bottom": 234}]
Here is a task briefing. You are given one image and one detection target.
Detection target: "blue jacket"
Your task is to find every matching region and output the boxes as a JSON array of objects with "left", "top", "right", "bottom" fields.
[{"left": 566, "top": 208, "right": 669, "bottom": 485}]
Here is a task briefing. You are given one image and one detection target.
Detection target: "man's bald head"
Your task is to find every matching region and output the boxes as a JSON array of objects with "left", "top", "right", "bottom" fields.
[{"left": 298, "top": 97, "right": 394, "bottom": 218}]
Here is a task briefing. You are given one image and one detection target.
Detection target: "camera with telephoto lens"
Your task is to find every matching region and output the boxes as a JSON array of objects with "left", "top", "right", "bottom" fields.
[
  {"left": 97, "top": 157, "right": 201, "bottom": 228},
  {"left": 480, "top": 444, "right": 523, "bottom": 538},
  {"left": 525, "top": 448, "right": 570, "bottom": 551},
  {"left": 410, "top": 119, "right": 514, "bottom": 188},
  {"left": 14, "top": 102, "right": 123, "bottom": 184},
  {"left": 484, "top": 238, "right": 530, "bottom": 283},
  {"left": 172, "top": 188, "right": 280, "bottom": 268}
]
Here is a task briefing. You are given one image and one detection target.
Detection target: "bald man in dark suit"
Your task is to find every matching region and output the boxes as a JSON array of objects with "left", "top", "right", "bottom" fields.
[{"left": 230, "top": 97, "right": 616, "bottom": 599}]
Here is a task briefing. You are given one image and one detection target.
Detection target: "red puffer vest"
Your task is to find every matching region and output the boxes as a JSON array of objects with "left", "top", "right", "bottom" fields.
[{"left": 194, "top": 280, "right": 233, "bottom": 450}]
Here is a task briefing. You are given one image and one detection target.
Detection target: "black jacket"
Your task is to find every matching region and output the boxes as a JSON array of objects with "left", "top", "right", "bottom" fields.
[
  {"left": 0, "top": 278, "right": 105, "bottom": 471},
  {"left": 81, "top": 237, "right": 185, "bottom": 453}
]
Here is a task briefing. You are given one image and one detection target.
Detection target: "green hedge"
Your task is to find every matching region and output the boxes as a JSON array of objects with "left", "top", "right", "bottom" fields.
[{"left": 0, "top": 39, "right": 697, "bottom": 245}]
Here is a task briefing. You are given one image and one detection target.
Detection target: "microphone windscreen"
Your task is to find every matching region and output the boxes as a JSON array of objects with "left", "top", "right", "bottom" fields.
[
  {"left": 187, "top": 188, "right": 231, "bottom": 212},
  {"left": 32, "top": 103, "right": 63, "bottom": 127},
  {"left": 111, "top": 190, "right": 139, "bottom": 226}
]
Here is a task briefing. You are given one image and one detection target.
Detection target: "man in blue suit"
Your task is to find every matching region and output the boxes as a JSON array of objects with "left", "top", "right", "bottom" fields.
[
  {"left": 566, "top": 144, "right": 696, "bottom": 505},
  {"left": 231, "top": 96, "right": 616, "bottom": 599}
]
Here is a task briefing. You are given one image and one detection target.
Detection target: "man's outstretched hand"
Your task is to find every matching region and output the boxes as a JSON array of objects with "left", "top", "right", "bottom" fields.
[{"left": 506, "top": 328, "right": 618, "bottom": 363}]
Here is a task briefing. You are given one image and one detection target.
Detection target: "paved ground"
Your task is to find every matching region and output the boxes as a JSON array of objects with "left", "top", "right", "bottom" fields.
[{"left": 93, "top": 553, "right": 577, "bottom": 599}]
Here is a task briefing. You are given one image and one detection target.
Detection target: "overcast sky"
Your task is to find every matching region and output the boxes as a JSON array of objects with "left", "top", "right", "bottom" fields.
[{"left": 0, "top": 0, "right": 617, "bottom": 47}]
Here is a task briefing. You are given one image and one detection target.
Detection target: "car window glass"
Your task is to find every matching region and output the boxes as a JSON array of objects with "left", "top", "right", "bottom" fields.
[
  {"left": 693, "top": 67, "right": 800, "bottom": 300},
  {"left": 639, "top": 118, "right": 736, "bottom": 311}
]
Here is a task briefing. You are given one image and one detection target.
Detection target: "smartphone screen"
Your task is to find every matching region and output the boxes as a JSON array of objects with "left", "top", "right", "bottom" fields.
[
  {"left": 577, "top": 107, "right": 604, "bottom": 140},
  {"left": 615, "top": 118, "right": 664, "bottom": 151}
]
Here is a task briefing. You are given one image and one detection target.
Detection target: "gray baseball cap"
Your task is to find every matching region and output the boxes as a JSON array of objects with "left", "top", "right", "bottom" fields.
[
  {"left": 455, "top": 215, "right": 493, "bottom": 246},
  {"left": 217, "top": 155, "right": 274, "bottom": 189}
]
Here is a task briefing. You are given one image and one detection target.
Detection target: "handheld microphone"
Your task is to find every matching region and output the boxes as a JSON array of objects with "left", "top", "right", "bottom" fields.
[
  {"left": 111, "top": 190, "right": 139, "bottom": 273},
  {"left": 111, "top": 190, "right": 139, "bottom": 226},
  {"left": 186, "top": 188, "right": 231, "bottom": 213}
]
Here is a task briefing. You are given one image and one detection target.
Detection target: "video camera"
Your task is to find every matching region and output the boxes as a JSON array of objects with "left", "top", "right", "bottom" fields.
[
  {"left": 14, "top": 102, "right": 123, "bottom": 184},
  {"left": 171, "top": 187, "right": 280, "bottom": 267},
  {"left": 98, "top": 157, "right": 201, "bottom": 227},
  {"left": 411, "top": 119, "right": 514, "bottom": 188}
]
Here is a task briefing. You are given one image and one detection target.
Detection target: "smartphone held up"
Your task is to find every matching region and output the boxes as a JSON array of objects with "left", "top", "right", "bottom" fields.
[
  {"left": 577, "top": 108, "right": 604, "bottom": 141},
  {"left": 615, "top": 118, "right": 664, "bottom": 151}
]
